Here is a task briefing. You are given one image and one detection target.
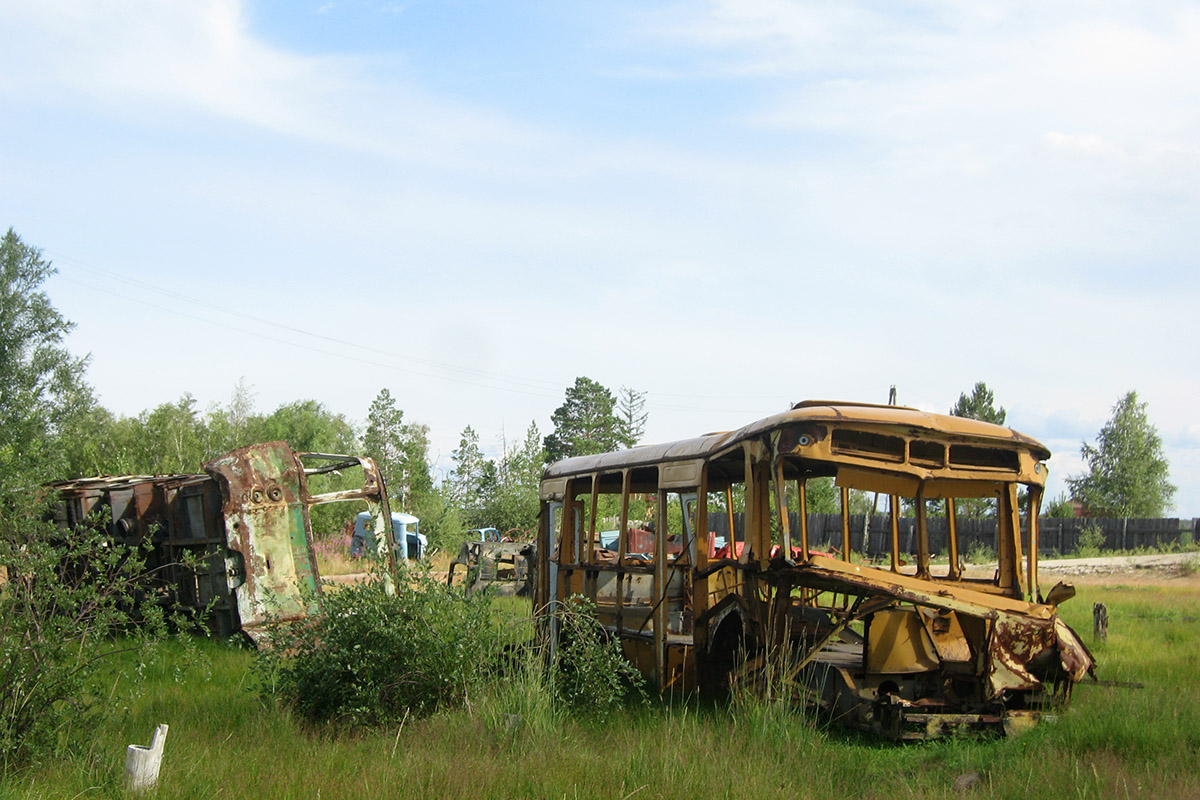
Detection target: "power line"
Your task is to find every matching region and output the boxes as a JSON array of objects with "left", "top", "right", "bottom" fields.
[
  {"left": 47, "top": 248, "right": 567, "bottom": 394},
  {"left": 45, "top": 247, "right": 791, "bottom": 411},
  {"left": 54, "top": 273, "right": 564, "bottom": 399}
]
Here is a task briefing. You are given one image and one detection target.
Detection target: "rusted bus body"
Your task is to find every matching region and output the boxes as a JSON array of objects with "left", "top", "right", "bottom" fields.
[
  {"left": 535, "top": 401, "right": 1095, "bottom": 739},
  {"left": 48, "top": 441, "right": 393, "bottom": 640}
]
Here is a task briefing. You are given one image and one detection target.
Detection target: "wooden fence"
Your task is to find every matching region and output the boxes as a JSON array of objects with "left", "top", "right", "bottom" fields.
[{"left": 706, "top": 514, "right": 1198, "bottom": 559}]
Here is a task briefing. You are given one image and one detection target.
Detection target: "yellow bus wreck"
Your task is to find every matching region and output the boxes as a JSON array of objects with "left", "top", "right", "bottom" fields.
[{"left": 534, "top": 401, "right": 1095, "bottom": 739}]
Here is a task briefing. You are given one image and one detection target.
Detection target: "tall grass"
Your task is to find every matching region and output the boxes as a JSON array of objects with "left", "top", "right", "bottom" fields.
[
  {"left": 312, "top": 532, "right": 358, "bottom": 576},
  {"left": 5, "top": 579, "right": 1199, "bottom": 799},
  {"left": 473, "top": 637, "right": 558, "bottom": 742}
]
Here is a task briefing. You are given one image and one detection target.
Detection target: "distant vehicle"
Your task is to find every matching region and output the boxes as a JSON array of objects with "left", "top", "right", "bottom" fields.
[
  {"left": 447, "top": 539, "right": 536, "bottom": 598},
  {"left": 351, "top": 511, "right": 426, "bottom": 560},
  {"left": 467, "top": 527, "right": 502, "bottom": 542}
]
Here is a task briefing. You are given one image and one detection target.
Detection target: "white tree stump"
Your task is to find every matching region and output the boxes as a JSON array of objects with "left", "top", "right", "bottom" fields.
[{"left": 125, "top": 723, "right": 169, "bottom": 792}]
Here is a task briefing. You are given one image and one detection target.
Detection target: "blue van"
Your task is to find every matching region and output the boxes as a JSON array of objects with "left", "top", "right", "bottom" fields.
[
  {"left": 350, "top": 511, "right": 426, "bottom": 560},
  {"left": 467, "top": 527, "right": 502, "bottom": 542}
]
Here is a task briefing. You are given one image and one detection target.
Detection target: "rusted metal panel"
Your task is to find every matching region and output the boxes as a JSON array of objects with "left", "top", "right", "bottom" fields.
[
  {"left": 660, "top": 459, "right": 705, "bottom": 489},
  {"left": 866, "top": 610, "right": 940, "bottom": 674},
  {"left": 204, "top": 442, "right": 321, "bottom": 635}
]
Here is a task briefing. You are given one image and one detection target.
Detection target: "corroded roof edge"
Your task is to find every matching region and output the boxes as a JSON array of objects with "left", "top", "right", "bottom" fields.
[{"left": 543, "top": 401, "right": 1051, "bottom": 479}]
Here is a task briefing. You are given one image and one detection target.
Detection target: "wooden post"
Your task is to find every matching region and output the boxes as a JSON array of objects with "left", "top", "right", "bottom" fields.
[
  {"left": 840, "top": 487, "right": 852, "bottom": 563},
  {"left": 125, "top": 723, "right": 168, "bottom": 792},
  {"left": 1093, "top": 603, "right": 1108, "bottom": 642},
  {"left": 888, "top": 495, "right": 900, "bottom": 573},
  {"left": 946, "top": 498, "right": 960, "bottom": 580}
]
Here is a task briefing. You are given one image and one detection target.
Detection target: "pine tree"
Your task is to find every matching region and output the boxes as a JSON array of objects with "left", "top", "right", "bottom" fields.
[
  {"left": 361, "top": 388, "right": 431, "bottom": 511},
  {"left": 950, "top": 382, "right": 1006, "bottom": 426},
  {"left": 616, "top": 386, "right": 648, "bottom": 448},
  {"left": 448, "top": 425, "right": 489, "bottom": 523},
  {"left": 544, "top": 377, "right": 623, "bottom": 462}
]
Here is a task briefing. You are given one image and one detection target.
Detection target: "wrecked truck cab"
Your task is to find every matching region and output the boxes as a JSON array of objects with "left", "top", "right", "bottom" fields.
[
  {"left": 447, "top": 539, "right": 536, "bottom": 598},
  {"left": 467, "top": 527, "right": 502, "bottom": 542},
  {"left": 350, "top": 511, "right": 426, "bottom": 560},
  {"left": 535, "top": 401, "right": 1095, "bottom": 740}
]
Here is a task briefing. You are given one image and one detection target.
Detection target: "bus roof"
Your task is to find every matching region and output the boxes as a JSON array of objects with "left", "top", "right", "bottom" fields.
[{"left": 543, "top": 400, "right": 1050, "bottom": 480}]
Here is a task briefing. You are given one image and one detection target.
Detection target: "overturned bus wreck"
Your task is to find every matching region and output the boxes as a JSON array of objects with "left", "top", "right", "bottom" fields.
[
  {"left": 535, "top": 401, "right": 1095, "bottom": 739},
  {"left": 47, "top": 441, "right": 395, "bottom": 640}
]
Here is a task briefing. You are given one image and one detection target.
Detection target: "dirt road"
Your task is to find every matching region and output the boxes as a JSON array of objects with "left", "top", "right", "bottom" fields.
[
  {"left": 960, "top": 551, "right": 1199, "bottom": 585},
  {"left": 1035, "top": 551, "right": 1198, "bottom": 577}
]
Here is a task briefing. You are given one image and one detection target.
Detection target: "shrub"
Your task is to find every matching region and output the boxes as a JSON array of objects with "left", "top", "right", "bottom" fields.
[
  {"left": 254, "top": 568, "right": 502, "bottom": 726},
  {"left": 551, "top": 596, "right": 645, "bottom": 719},
  {"left": 965, "top": 540, "right": 995, "bottom": 565},
  {"left": 1075, "top": 524, "right": 1106, "bottom": 558},
  {"left": 255, "top": 582, "right": 646, "bottom": 732},
  {"left": 0, "top": 500, "right": 166, "bottom": 772}
]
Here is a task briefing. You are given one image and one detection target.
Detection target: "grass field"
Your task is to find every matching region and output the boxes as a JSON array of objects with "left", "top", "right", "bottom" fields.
[{"left": 3, "top": 574, "right": 1198, "bottom": 799}]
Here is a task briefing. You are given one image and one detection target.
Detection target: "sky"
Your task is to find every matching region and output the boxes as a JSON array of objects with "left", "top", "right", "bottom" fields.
[{"left": 2, "top": 1, "right": 1198, "bottom": 515}]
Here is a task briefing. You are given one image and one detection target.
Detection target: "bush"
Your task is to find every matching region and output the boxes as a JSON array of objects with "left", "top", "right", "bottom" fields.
[
  {"left": 0, "top": 500, "right": 165, "bottom": 772},
  {"left": 254, "top": 580, "right": 646, "bottom": 732},
  {"left": 965, "top": 540, "right": 995, "bottom": 565},
  {"left": 1044, "top": 493, "right": 1075, "bottom": 519},
  {"left": 1075, "top": 524, "right": 1106, "bottom": 557},
  {"left": 254, "top": 568, "right": 502, "bottom": 726},
  {"left": 551, "top": 596, "right": 645, "bottom": 719}
]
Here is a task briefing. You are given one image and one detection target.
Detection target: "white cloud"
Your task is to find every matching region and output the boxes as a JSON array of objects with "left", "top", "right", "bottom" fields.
[
  {"left": 0, "top": 0, "right": 546, "bottom": 173},
  {"left": 1044, "top": 132, "right": 1124, "bottom": 159},
  {"left": 652, "top": 2, "right": 1200, "bottom": 148}
]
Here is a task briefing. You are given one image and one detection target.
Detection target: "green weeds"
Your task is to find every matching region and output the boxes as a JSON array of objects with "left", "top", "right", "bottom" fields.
[
  {"left": 551, "top": 596, "right": 646, "bottom": 719},
  {"left": 0, "top": 507, "right": 175, "bottom": 774},
  {"left": 1075, "top": 524, "right": 1107, "bottom": 557}
]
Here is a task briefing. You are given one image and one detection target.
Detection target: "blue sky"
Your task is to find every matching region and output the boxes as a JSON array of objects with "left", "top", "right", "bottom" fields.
[{"left": 2, "top": 1, "right": 1198, "bottom": 515}]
